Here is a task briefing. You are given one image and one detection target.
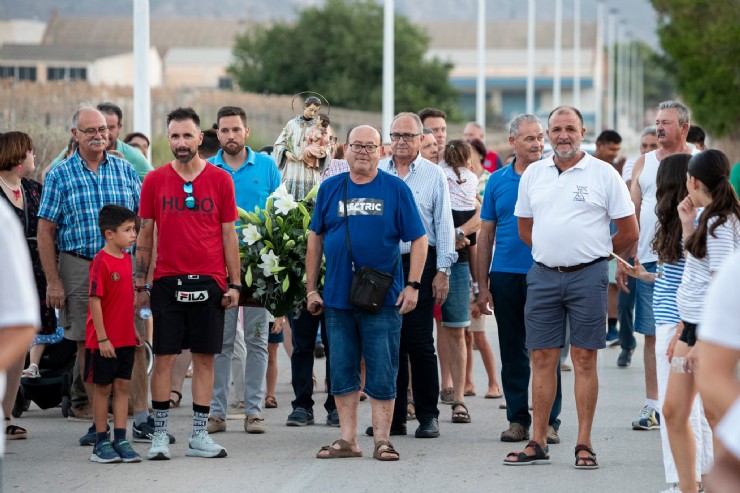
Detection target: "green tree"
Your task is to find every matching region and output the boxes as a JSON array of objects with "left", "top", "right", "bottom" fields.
[
  {"left": 228, "top": 0, "right": 459, "bottom": 118},
  {"left": 651, "top": 0, "right": 740, "bottom": 137}
]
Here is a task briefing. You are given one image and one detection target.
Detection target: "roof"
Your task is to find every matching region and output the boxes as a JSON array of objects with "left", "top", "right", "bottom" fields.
[{"left": 0, "top": 43, "right": 129, "bottom": 62}]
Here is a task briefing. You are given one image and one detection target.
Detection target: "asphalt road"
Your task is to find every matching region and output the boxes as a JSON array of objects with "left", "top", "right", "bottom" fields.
[{"left": 4, "top": 318, "right": 667, "bottom": 493}]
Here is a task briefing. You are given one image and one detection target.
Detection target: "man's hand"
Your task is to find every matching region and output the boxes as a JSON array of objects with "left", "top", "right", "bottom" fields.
[
  {"left": 307, "top": 292, "right": 324, "bottom": 316},
  {"left": 46, "top": 279, "right": 65, "bottom": 309},
  {"left": 455, "top": 236, "right": 470, "bottom": 251},
  {"left": 99, "top": 340, "right": 116, "bottom": 358},
  {"left": 396, "top": 286, "right": 419, "bottom": 315},
  {"left": 477, "top": 289, "right": 494, "bottom": 316},
  {"left": 432, "top": 272, "right": 449, "bottom": 306},
  {"left": 615, "top": 261, "right": 631, "bottom": 293},
  {"left": 134, "top": 290, "right": 150, "bottom": 314},
  {"left": 222, "top": 288, "right": 239, "bottom": 309},
  {"left": 272, "top": 316, "right": 286, "bottom": 334}
]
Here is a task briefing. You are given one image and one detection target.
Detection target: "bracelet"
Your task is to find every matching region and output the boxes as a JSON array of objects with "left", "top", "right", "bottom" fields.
[
  {"left": 306, "top": 290, "right": 318, "bottom": 298},
  {"left": 98, "top": 338, "right": 109, "bottom": 343},
  {"left": 135, "top": 283, "right": 150, "bottom": 293}
]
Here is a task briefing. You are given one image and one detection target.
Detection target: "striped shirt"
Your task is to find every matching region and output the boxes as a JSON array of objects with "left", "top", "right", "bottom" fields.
[
  {"left": 652, "top": 257, "right": 686, "bottom": 325},
  {"left": 380, "top": 153, "right": 457, "bottom": 269},
  {"left": 38, "top": 150, "right": 141, "bottom": 259},
  {"left": 677, "top": 216, "right": 740, "bottom": 323}
]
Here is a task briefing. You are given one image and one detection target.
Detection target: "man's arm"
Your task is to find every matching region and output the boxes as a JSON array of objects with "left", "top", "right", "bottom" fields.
[
  {"left": 397, "top": 235, "right": 428, "bottom": 314},
  {"left": 611, "top": 214, "right": 640, "bottom": 257},
  {"left": 305, "top": 231, "right": 324, "bottom": 315},
  {"left": 134, "top": 217, "right": 154, "bottom": 312},
  {"left": 476, "top": 220, "right": 497, "bottom": 315},
  {"left": 37, "top": 218, "right": 64, "bottom": 309},
  {"left": 517, "top": 217, "right": 533, "bottom": 247},
  {"left": 629, "top": 155, "right": 646, "bottom": 224},
  {"left": 222, "top": 221, "right": 240, "bottom": 309}
]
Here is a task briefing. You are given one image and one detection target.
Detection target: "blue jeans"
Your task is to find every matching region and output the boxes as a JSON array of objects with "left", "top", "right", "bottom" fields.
[
  {"left": 325, "top": 307, "right": 402, "bottom": 400},
  {"left": 289, "top": 310, "right": 335, "bottom": 413},
  {"left": 618, "top": 268, "right": 637, "bottom": 351},
  {"left": 491, "top": 272, "right": 562, "bottom": 430},
  {"left": 634, "top": 261, "right": 657, "bottom": 336}
]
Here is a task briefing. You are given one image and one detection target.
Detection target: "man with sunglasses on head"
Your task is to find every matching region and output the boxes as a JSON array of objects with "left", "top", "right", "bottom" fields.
[
  {"left": 364, "top": 112, "right": 456, "bottom": 440},
  {"left": 135, "top": 107, "right": 241, "bottom": 460},
  {"left": 38, "top": 107, "right": 141, "bottom": 432}
]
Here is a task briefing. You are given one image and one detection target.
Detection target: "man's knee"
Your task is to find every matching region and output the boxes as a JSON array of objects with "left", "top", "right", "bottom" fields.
[
  {"left": 531, "top": 348, "right": 559, "bottom": 369},
  {"left": 570, "top": 347, "right": 598, "bottom": 371}
]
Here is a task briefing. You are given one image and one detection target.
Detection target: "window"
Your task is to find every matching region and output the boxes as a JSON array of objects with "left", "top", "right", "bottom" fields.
[
  {"left": 0, "top": 66, "right": 14, "bottom": 79},
  {"left": 69, "top": 67, "right": 87, "bottom": 81},
  {"left": 47, "top": 67, "right": 66, "bottom": 81},
  {"left": 218, "top": 77, "right": 233, "bottom": 90},
  {"left": 17, "top": 66, "right": 36, "bottom": 81},
  {"left": 47, "top": 66, "right": 87, "bottom": 81}
]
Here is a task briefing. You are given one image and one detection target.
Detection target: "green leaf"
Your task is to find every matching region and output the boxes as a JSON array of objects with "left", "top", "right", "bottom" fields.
[
  {"left": 246, "top": 265, "right": 253, "bottom": 287},
  {"left": 282, "top": 275, "right": 290, "bottom": 293},
  {"left": 270, "top": 266, "right": 287, "bottom": 273}
]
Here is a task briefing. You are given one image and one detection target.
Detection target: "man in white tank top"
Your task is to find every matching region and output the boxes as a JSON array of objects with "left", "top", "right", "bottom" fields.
[{"left": 618, "top": 101, "right": 697, "bottom": 434}]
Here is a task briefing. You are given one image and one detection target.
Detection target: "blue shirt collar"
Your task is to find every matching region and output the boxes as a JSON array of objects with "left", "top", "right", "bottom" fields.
[{"left": 211, "top": 146, "right": 256, "bottom": 171}]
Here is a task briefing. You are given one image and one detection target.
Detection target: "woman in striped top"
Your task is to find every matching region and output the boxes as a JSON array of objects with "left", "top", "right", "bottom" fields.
[
  {"left": 667, "top": 150, "right": 740, "bottom": 493},
  {"left": 628, "top": 153, "right": 713, "bottom": 492}
]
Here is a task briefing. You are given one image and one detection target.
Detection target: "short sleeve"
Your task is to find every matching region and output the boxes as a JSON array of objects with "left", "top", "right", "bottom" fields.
[
  {"left": 37, "top": 169, "right": 63, "bottom": 223},
  {"left": 480, "top": 174, "right": 497, "bottom": 222},
  {"left": 309, "top": 180, "right": 328, "bottom": 235},
  {"left": 514, "top": 168, "right": 533, "bottom": 218},
  {"left": 88, "top": 256, "right": 107, "bottom": 298},
  {"left": 138, "top": 172, "right": 155, "bottom": 219},
  {"left": 699, "top": 251, "right": 740, "bottom": 349},
  {"left": 707, "top": 219, "right": 740, "bottom": 273},
  {"left": 605, "top": 166, "right": 635, "bottom": 219},
  {"left": 220, "top": 176, "right": 238, "bottom": 223}
]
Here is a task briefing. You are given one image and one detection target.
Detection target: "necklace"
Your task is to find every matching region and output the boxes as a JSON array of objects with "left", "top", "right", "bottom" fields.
[{"left": 0, "top": 175, "right": 21, "bottom": 201}]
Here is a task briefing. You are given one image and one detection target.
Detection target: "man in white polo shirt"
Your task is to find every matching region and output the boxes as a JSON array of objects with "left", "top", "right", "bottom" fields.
[{"left": 504, "top": 106, "right": 638, "bottom": 468}]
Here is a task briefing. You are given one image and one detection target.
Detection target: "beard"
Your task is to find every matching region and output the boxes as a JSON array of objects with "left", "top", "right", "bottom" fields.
[
  {"left": 172, "top": 146, "right": 197, "bottom": 164},
  {"left": 553, "top": 142, "right": 579, "bottom": 161},
  {"left": 223, "top": 142, "right": 243, "bottom": 156}
]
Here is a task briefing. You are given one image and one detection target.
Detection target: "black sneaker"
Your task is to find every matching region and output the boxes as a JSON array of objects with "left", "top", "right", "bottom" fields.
[
  {"left": 617, "top": 349, "right": 634, "bottom": 367},
  {"left": 286, "top": 407, "right": 314, "bottom": 426},
  {"left": 325, "top": 409, "right": 340, "bottom": 427},
  {"left": 79, "top": 424, "right": 109, "bottom": 446},
  {"left": 132, "top": 415, "right": 176, "bottom": 444},
  {"left": 314, "top": 342, "right": 325, "bottom": 359}
]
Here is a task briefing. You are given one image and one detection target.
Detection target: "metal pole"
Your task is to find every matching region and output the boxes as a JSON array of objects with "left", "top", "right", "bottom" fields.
[
  {"left": 594, "top": 0, "right": 605, "bottom": 133},
  {"left": 632, "top": 41, "right": 639, "bottom": 130},
  {"left": 573, "top": 0, "right": 581, "bottom": 109},
  {"left": 624, "top": 33, "right": 632, "bottom": 130},
  {"left": 607, "top": 9, "right": 617, "bottom": 129},
  {"left": 526, "top": 0, "right": 536, "bottom": 114},
  {"left": 476, "top": 0, "right": 486, "bottom": 127},
  {"left": 382, "top": 0, "right": 395, "bottom": 141},
  {"left": 616, "top": 21, "right": 625, "bottom": 131},
  {"left": 553, "top": 0, "right": 562, "bottom": 107},
  {"left": 133, "top": 0, "right": 151, "bottom": 159}
]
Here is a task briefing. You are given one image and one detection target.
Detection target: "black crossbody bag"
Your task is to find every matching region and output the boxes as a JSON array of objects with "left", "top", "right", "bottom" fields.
[{"left": 343, "top": 176, "right": 398, "bottom": 314}]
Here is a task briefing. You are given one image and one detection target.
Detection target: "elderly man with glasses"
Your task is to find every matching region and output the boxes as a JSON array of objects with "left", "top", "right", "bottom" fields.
[{"left": 38, "top": 107, "right": 141, "bottom": 434}]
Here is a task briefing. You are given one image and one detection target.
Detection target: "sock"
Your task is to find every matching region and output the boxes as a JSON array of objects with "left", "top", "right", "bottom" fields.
[
  {"left": 113, "top": 428, "right": 126, "bottom": 442},
  {"left": 192, "top": 403, "right": 210, "bottom": 436},
  {"left": 96, "top": 431, "right": 108, "bottom": 444},
  {"left": 152, "top": 400, "right": 170, "bottom": 435},
  {"left": 133, "top": 410, "right": 149, "bottom": 427},
  {"left": 646, "top": 398, "right": 659, "bottom": 411},
  {"left": 608, "top": 318, "right": 617, "bottom": 332}
]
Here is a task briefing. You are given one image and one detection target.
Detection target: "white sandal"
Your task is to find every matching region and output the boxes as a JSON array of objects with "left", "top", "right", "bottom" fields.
[{"left": 22, "top": 364, "right": 39, "bottom": 378}]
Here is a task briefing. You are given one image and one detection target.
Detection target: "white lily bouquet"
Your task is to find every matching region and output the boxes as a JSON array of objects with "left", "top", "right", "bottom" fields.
[{"left": 237, "top": 183, "right": 321, "bottom": 316}]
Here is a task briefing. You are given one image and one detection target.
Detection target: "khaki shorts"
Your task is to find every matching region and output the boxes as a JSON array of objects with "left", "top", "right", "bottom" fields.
[
  {"left": 467, "top": 315, "right": 486, "bottom": 332},
  {"left": 58, "top": 253, "right": 91, "bottom": 342}
]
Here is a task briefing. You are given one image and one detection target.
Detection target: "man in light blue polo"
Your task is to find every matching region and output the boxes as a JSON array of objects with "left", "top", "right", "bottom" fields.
[{"left": 207, "top": 105, "right": 281, "bottom": 434}]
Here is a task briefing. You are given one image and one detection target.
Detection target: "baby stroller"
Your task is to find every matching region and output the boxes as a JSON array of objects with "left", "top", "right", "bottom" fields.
[{"left": 12, "top": 337, "right": 77, "bottom": 418}]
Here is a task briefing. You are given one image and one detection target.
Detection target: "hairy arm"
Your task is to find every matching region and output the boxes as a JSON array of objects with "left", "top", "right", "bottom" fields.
[
  {"left": 305, "top": 231, "right": 324, "bottom": 315},
  {"left": 37, "top": 218, "right": 64, "bottom": 308},
  {"left": 476, "top": 221, "right": 497, "bottom": 315},
  {"left": 397, "top": 235, "right": 428, "bottom": 314},
  {"left": 612, "top": 214, "right": 640, "bottom": 257},
  {"left": 517, "top": 217, "right": 533, "bottom": 247}
]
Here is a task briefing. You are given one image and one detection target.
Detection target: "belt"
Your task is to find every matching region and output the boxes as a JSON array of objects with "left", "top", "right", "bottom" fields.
[
  {"left": 401, "top": 245, "right": 437, "bottom": 259},
  {"left": 535, "top": 257, "right": 607, "bottom": 273},
  {"left": 63, "top": 251, "right": 93, "bottom": 262}
]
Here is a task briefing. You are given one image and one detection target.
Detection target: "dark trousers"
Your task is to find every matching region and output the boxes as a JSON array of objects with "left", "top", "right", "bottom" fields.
[
  {"left": 393, "top": 252, "right": 440, "bottom": 425},
  {"left": 290, "top": 309, "right": 335, "bottom": 413},
  {"left": 618, "top": 265, "right": 637, "bottom": 351},
  {"left": 490, "top": 272, "right": 562, "bottom": 430}
]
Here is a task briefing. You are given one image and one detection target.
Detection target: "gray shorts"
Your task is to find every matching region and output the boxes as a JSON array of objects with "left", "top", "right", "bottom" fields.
[
  {"left": 524, "top": 260, "right": 608, "bottom": 350},
  {"left": 58, "top": 253, "right": 91, "bottom": 342}
]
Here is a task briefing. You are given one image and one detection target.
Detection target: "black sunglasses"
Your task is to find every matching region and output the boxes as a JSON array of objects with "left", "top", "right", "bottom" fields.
[{"left": 183, "top": 181, "right": 195, "bottom": 209}]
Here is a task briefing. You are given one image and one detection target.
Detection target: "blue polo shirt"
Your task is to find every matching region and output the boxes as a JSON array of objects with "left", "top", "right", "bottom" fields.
[
  {"left": 208, "top": 147, "right": 281, "bottom": 212},
  {"left": 480, "top": 160, "right": 533, "bottom": 274}
]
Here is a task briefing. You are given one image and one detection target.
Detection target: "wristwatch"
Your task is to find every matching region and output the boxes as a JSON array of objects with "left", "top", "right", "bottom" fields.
[
  {"left": 456, "top": 228, "right": 465, "bottom": 240},
  {"left": 438, "top": 267, "right": 451, "bottom": 276},
  {"left": 228, "top": 284, "right": 242, "bottom": 291},
  {"left": 405, "top": 281, "right": 422, "bottom": 290}
]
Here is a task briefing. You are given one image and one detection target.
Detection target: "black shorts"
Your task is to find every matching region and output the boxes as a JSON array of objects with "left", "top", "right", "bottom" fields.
[
  {"left": 151, "top": 275, "right": 225, "bottom": 355},
  {"left": 84, "top": 346, "right": 136, "bottom": 385},
  {"left": 679, "top": 321, "right": 698, "bottom": 347}
]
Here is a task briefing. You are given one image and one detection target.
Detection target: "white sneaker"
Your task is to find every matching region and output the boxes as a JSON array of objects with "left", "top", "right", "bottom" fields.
[
  {"left": 226, "top": 401, "right": 245, "bottom": 420},
  {"left": 146, "top": 431, "right": 171, "bottom": 460},
  {"left": 186, "top": 430, "right": 227, "bottom": 458},
  {"left": 659, "top": 485, "right": 681, "bottom": 493}
]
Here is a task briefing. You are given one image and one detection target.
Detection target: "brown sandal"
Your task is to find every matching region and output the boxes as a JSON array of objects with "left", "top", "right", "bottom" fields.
[
  {"left": 265, "top": 395, "right": 278, "bottom": 408},
  {"left": 169, "top": 390, "right": 182, "bottom": 408},
  {"left": 451, "top": 402, "right": 471, "bottom": 423},
  {"left": 574, "top": 444, "right": 599, "bottom": 469},
  {"left": 373, "top": 440, "right": 400, "bottom": 461},
  {"left": 316, "top": 439, "right": 362, "bottom": 459}
]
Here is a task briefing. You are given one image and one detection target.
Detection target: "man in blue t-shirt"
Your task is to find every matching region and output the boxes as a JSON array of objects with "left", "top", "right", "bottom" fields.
[
  {"left": 207, "top": 105, "right": 282, "bottom": 434},
  {"left": 306, "top": 125, "right": 427, "bottom": 461},
  {"left": 475, "top": 114, "right": 563, "bottom": 445}
]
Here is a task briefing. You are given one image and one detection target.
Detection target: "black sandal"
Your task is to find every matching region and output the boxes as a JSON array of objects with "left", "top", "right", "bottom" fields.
[
  {"left": 503, "top": 440, "right": 550, "bottom": 466},
  {"left": 574, "top": 444, "right": 598, "bottom": 469},
  {"left": 169, "top": 390, "right": 182, "bottom": 408},
  {"left": 451, "top": 402, "right": 471, "bottom": 423},
  {"left": 5, "top": 418, "right": 27, "bottom": 440}
]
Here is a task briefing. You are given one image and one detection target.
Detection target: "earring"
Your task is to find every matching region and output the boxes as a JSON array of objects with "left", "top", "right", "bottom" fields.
[{"left": 16, "top": 165, "right": 22, "bottom": 173}]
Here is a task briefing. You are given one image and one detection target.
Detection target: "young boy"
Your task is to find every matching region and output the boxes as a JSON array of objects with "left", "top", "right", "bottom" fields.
[{"left": 85, "top": 205, "right": 141, "bottom": 463}]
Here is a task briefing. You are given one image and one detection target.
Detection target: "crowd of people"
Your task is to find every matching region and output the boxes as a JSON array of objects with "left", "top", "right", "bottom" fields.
[{"left": 1, "top": 98, "right": 739, "bottom": 492}]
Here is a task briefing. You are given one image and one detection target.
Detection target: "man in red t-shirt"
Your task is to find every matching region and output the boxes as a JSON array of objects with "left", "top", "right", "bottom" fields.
[
  {"left": 134, "top": 107, "right": 241, "bottom": 461},
  {"left": 464, "top": 121, "right": 503, "bottom": 173}
]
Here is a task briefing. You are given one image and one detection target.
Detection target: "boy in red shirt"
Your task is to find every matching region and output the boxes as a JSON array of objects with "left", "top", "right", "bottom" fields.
[{"left": 84, "top": 205, "right": 141, "bottom": 463}]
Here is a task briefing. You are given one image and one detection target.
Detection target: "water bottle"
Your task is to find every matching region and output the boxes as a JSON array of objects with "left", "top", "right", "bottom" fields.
[
  {"left": 670, "top": 356, "right": 687, "bottom": 373},
  {"left": 139, "top": 305, "right": 152, "bottom": 320}
]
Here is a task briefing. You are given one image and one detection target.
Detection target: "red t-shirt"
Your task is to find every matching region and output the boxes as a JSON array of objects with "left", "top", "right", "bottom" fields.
[
  {"left": 483, "top": 149, "right": 503, "bottom": 173},
  {"left": 139, "top": 162, "right": 238, "bottom": 290},
  {"left": 85, "top": 250, "right": 137, "bottom": 349}
]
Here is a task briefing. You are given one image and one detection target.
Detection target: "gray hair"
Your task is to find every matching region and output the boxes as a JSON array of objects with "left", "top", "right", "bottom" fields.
[
  {"left": 657, "top": 101, "right": 690, "bottom": 126},
  {"left": 509, "top": 114, "right": 541, "bottom": 136},
  {"left": 391, "top": 112, "right": 423, "bottom": 134},
  {"left": 641, "top": 126, "right": 657, "bottom": 137},
  {"left": 71, "top": 105, "right": 98, "bottom": 128},
  {"left": 422, "top": 126, "right": 433, "bottom": 135}
]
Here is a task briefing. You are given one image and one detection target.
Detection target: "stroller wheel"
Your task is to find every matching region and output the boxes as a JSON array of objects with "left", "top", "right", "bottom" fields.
[
  {"left": 61, "top": 395, "right": 70, "bottom": 418},
  {"left": 145, "top": 341, "right": 153, "bottom": 375},
  {"left": 12, "top": 387, "right": 27, "bottom": 418}
]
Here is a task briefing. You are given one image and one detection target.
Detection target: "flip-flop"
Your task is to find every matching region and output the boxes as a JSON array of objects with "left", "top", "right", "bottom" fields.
[
  {"left": 316, "top": 439, "right": 362, "bottom": 459},
  {"left": 373, "top": 440, "right": 399, "bottom": 461},
  {"left": 503, "top": 440, "right": 550, "bottom": 466},
  {"left": 485, "top": 392, "right": 503, "bottom": 399},
  {"left": 6, "top": 423, "right": 28, "bottom": 440}
]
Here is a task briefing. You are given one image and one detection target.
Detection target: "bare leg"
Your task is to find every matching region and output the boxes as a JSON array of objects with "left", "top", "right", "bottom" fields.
[
  {"left": 77, "top": 341, "right": 95, "bottom": 407},
  {"left": 444, "top": 327, "right": 467, "bottom": 404},
  {"left": 113, "top": 379, "right": 131, "bottom": 431},
  {"left": 316, "top": 392, "right": 361, "bottom": 457},
  {"left": 28, "top": 344, "right": 45, "bottom": 367},
  {"left": 2, "top": 355, "right": 24, "bottom": 422},
  {"left": 436, "top": 318, "right": 452, "bottom": 391},
  {"left": 571, "top": 346, "right": 599, "bottom": 462},
  {"left": 266, "top": 342, "right": 278, "bottom": 398},
  {"left": 473, "top": 331, "right": 501, "bottom": 396},
  {"left": 190, "top": 353, "right": 215, "bottom": 408},
  {"left": 531, "top": 348, "right": 560, "bottom": 446},
  {"left": 282, "top": 323, "right": 293, "bottom": 357},
  {"left": 150, "top": 354, "right": 176, "bottom": 403},
  {"left": 170, "top": 350, "right": 192, "bottom": 405},
  {"left": 93, "top": 383, "right": 112, "bottom": 434},
  {"left": 371, "top": 397, "right": 399, "bottom": 459},
  {"left": 644, "top": 335, "right": 658, "bottom": 400},
  {"left": 129, "top": 345, "right": 149, "bottom": 414},
  {"left": 464, "top": 331, "right": 475, "bottom": 394}
]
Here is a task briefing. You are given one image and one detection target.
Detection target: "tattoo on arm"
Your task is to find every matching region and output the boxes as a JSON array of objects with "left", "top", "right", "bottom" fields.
[{"left": 136, "top": 246, "right": 152, "bottom": 253}]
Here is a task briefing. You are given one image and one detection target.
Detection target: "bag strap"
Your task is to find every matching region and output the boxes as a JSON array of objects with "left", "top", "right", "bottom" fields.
[{"left": 342, "top": 174, "right": 399, "bottom": 275}]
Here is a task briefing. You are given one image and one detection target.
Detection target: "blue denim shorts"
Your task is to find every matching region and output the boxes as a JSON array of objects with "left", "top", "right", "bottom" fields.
[
  {"left": 324, "top": 307, "right": 402, "bottom": 400},
  {"left": 441, "top": 261, "right": 471, "bottom": 328},
  {"left": 634, "top": 261, "right": 657, "bottom": 336}
]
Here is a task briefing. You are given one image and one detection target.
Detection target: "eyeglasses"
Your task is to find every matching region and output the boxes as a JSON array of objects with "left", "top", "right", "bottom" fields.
[
  {"left": 183, "top": 181, "right": 195, "bottom": 209},
  {"left": 348, "top": 143, "right": 379, "bottom": 153},
  {"left": 389, "top": 132, "right": 420, "bottom": 142},
  {"left": 77, "top": 126, "right": 109, "bottom": 137}
]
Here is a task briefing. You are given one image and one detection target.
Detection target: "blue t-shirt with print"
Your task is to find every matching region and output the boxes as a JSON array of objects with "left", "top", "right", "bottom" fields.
[
  {"left": 480, "top": 161, "right": 534, "bottom": 274},
  {"left": 209, "top": 147, "right": 281, "bottom": 212},
  {"left": 311, "top": 172, "right": 426, "bottom": 309}
]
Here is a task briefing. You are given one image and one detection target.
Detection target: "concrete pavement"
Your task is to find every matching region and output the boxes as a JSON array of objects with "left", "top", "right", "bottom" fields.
[{"left": 3, "top": 319, "right": 668, "bottom": 493}]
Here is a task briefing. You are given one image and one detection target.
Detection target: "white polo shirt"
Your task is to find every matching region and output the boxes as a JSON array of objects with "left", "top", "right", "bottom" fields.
[{"left": 515, "top": 152, "right": 635, "bottom": 267}]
